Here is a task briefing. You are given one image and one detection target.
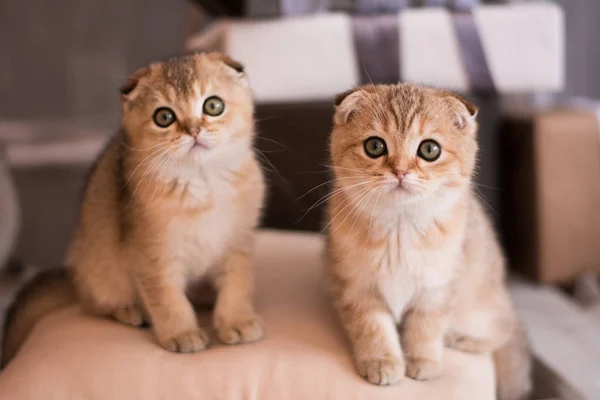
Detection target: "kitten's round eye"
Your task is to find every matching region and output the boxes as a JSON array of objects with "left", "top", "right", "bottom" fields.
[
  {"left": 153, "top": 107, "right": 176, "bottom": 128},
  {"left": 418, "top": 139, "right": 441, "bottom": 162},
  {"left": 203, "top": 96, "right": 225, "bottom": 116},
  {"left": 364, "top": 137, "right": 387, "bottom": 158}
]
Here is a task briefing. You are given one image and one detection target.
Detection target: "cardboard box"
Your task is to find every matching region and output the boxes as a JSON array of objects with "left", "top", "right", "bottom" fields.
[{"left": 502, "top": 106, "right": 600, "bottom": 283}]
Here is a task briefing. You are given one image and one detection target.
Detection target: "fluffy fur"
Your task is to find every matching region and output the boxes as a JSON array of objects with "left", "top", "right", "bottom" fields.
[
  {"left": 1, "top": 269, "right": 76, "bottom": 367},
  {"left": 61, "top": 52, "right": 265, "bottom": 352},
  {"left": 326, "top": 83, "right": 531, "bottom": 399}
]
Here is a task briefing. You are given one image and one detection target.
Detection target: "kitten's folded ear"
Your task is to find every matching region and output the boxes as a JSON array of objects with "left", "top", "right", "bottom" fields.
[
  {"left": 445, "top": 92, "right": 479, "bottom": 131},
  {"left": 120, "top": 67, "right": 150, "bottom": 100},
  {"left": 208, "top": 52, "right": 246, "bottom": 79},
  {"left": 334, "top": 87, "right": 364, "bottom": 125},
  {"left": 218, "top": 54, "right": 245, "bottom": 74}
]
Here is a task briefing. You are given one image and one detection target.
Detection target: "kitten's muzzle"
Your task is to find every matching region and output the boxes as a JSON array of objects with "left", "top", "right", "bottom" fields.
[
  {"left": 188, "top": 128, "right": 211, "bottom": 150},
  {"left": 192, "top": 137, "right": 210, "bottom": 150}
]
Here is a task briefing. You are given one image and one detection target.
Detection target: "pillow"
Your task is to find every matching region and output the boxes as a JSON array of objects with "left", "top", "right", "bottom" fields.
[{"left": 0, "top": 231, "right": 494, "bottom": 400}]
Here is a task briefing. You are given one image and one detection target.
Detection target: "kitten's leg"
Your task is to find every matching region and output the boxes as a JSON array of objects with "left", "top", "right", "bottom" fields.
[
  {"left": 334, "top": 288, "right": 405, "bottom": 385},
  {"left": 74, "top": 258, "right": 145, "bottom": 328},
  {"left": 211, "top": 250, "right": 263, "bottom": 344},
  {"left": 445, "top": 288, "right": 515, "bottom": 354},
  {"left": 135, "top": 264, "right": 209, "bottom": 353},
  {"left": 79, "top": 294, "right": 145, "bottom": 328},
  {"left": 112, "top": 305, "right": 145, "bottom": 327},
  {"left": 401, "top": 289, "right": 449, "bottom": 381}
]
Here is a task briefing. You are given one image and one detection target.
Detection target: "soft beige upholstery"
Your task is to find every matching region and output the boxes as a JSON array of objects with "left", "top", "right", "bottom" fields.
[{"left": 0, "top": 231, "right": 495, "bottom": 399}]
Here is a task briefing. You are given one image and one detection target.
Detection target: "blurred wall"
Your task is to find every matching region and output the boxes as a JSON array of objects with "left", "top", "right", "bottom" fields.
[
  {"left": 1, "top": 1, "right": 599, "bottom": 124},
  {"left": 0, "top": 0, "right": 190, "bottom": 121},
  {"left": 556, "top": 0, "right": 600, "bottom": 99}
]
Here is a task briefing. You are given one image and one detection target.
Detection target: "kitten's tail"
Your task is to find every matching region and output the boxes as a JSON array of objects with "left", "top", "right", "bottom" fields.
[
  {"left": 1, "top": 269, "right": 76, "bottom": 368},
  {"left": 494, "top": 321, "right": 533, "bottom": 400}
]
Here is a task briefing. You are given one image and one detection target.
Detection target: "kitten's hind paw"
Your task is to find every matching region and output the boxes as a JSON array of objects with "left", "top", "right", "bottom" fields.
[
  {"left": 445, "top": 331, "right": 493, "bottom": 353},
  {"left": 159, "top": 328, "right": 210, "bottom": 353},
  {"left": 356, "top": 356, "right": 405, "bottom": 386},
  {"left": 113, "top": 306, "right": 145, "bottom": 327}
]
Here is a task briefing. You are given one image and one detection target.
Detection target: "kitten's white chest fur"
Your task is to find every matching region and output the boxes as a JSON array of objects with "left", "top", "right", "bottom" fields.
[
  {"left": 372, "top": 202, "right": 459, "bottom": 322},
  {"left": 166, "top": 153, "right": 250, "bottom": 279},
  {"left": 180, "top": 176, "right": 236, "bottom": 272}
]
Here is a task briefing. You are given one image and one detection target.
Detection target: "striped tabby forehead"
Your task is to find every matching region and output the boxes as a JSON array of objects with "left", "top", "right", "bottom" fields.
[
  {"left": 159, "top": 55, "right": 198, "bottom": 100},
  {"left": 127, "top": 52, "right": 249, "bottom": 114}
]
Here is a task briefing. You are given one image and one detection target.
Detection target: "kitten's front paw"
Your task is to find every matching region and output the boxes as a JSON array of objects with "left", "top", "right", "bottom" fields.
[
  {"left": 216, "top": 314, "right": 264, "bottom": 345},
  {"left": 405, "top": 357, "right": 442, "bottom": 380},
  {"left": 356, "top": 357, "right": 405, "bottom": 386},
  {"left": 113, "top": 306, "right": 145, "bottom": 327},
  {"left": 159, "top": 328, "right": 209, "bottom": 353}
]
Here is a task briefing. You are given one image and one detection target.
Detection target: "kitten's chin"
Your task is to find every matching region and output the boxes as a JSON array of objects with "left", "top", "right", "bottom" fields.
[
  {"left": 390, "top": 190, "right": 422, "bottom": 206},
  {"left": 187, "top": 138, "right": 220, "bottom": 162},
  {"left": 390, "top": 180, "right": 466, "bottom": 208},
  {"left": 189, "top": 142, "right": 210, "bottom": 155},
  {"left": 387, "top": 183, "right": 437, "bottom": 206}
]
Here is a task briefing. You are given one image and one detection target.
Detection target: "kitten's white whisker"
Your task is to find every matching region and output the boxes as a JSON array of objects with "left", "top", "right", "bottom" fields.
[
  {"left": 360, "top": 62, "right": 375, "bottom": 87},
  {"left": 327, "top": 184, "right": 374, "bottom": 218},
  {"left": 123, "top": 142, "right": 174, "bottom": 188},
  {"left": 254, "top": 148, "right": 285, "bottom": 180},
  {"left": 319, "top": 163, "right": 366, "bottom": 174},
  {"left": 129, "top": 149, "right": 171, "bottom": 202},
  {"left": 320, "top": 185, "right": 374, "bottom": 233},
  {"left": 296, "top": 176, "right": 373, "bottom": 200},
  {"left": 254, "top": 136, "right": 293, "bottom": 153},
  {"left": 473, "top": 190, "right": 499, "bottom": 217},
  {"left": 348, "top": 187, "right": 379, "bottom": 237},
  {"left": 302, "top": 179, "right": 378, "bottom": 215},
  {"left": 368, "top": 187, "right": 383, "bottom": 237},
  {"left": 302, "top": 182, "right": 362, "bottom": 212},
  {"left": 141, "top": 152, "right": 170, "bottom": 199},
  {"left": 473, "top": 182, "right": 504, "bottom": 192},
  {"left": 324, "top": 187, "right": 375, "bottom": 235},
  {"left": 151, "top": 150, "right": 178, "bottom": 201},
  {"left": 121, "top": 140, "right": 170, "bottom": 152},
  {"left": 297, "top": 182, "right": 369, "bottom": 227}
]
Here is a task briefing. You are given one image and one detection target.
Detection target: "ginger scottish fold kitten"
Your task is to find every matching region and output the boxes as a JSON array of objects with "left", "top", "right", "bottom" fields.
[
  {"left": 326, "top": 83, "right": 531, "bottom": 399},
  {"left": 64, "top": 52, "right": 265, "bottom": 352}
]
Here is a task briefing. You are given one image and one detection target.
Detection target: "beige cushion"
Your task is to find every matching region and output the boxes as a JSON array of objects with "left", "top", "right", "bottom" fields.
[{"left": 0, "top": 231, "right": 494, "bottom": 399}]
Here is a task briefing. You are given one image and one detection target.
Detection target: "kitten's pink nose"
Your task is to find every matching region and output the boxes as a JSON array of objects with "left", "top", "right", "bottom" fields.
[
  {"left": 392, "top": 171, "right": 408, "bottom": 182},
  {"left": 190, "top": 125, "right": 201, "bottom": 137},
  {"left": 393, "top": 170, "right": 408, "bottom": 182}
]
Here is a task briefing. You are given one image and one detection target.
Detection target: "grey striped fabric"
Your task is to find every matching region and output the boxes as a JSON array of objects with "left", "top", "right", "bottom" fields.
[
  {"left": 352, "top": 14, "right": 401, "bottom": 84},
  {"left": 452, "top": 12, "right": 496, "bottom": 91},
  {"left": 349, "top": 10, "right": 496, "bottom": 92},
  {"left": 245, "top": 0, "right": 482, "bottom": 17}
]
